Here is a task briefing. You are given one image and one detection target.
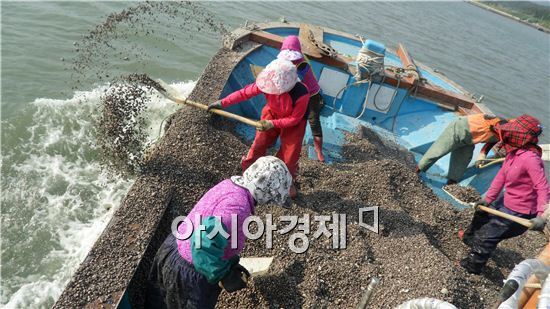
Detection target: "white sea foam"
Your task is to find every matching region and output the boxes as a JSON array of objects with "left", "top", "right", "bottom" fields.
[{"left": 2, "top": 80, "right": 196, "bottom": 308}]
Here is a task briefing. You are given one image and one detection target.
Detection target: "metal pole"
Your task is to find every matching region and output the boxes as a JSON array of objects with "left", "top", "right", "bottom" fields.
[{"left": 357, "top": 277, "right": 380, "bottom": 309}]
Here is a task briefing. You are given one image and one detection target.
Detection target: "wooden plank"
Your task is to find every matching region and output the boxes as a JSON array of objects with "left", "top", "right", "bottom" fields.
[
  {"left": 299, "top": 23, "right": 323, "bottom": 58},
  {"left": 382, "top": 70, "right": 474, "bottom": 109},
  {"left": 248, "top": 31, "right": 348, "bottom": 69},
  {"left": 246, "top": 30, "right": 475, "bottom": 110}
]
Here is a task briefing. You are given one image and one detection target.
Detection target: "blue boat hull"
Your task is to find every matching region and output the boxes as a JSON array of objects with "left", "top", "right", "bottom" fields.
[{"left": 219, "top": 22, "right": 499, "bottom": 207}]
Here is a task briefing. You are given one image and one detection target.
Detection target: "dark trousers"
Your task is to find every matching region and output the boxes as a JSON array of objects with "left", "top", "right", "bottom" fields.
[
  {"left": 308, "top": 93, "right": 324, "bottom": 137},
  {"left": 462, "top": 198, "right": 534, "bottom": 272},
  {"left": 145, "top": 236, "right": 221, "bottom": 309}
]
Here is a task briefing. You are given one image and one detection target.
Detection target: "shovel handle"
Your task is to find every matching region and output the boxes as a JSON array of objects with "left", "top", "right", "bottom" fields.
[
  {"left": 152, "top": 79, "right": 263, "bottom": 129},
  {"left": 477, "top": 205, "right": 533, "bottom": 229},
  {"left": 170, "top": 96, "right": 263, "bottom": 130},
  {"left": 476, "top": 158, "right": 505, "bottom": 169}
]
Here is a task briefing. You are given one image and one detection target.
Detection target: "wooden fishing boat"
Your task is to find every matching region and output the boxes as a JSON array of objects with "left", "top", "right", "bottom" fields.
[
  {"left": 219, "top": 21, "right": 500, "bottom": 205},
  {"left": 54, "top": 21, "right": 504, "bottom": 308}
]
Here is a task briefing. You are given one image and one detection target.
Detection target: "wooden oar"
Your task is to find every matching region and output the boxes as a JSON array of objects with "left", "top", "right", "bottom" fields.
[{"left": 153, "top": 79, "right": 263, "bottom": 130}]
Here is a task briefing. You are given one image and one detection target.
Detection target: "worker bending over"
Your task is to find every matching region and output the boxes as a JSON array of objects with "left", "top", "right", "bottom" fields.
[
  {"left": 277, "top": 35, "right": 326, "bottom": 162},
  {"left": 208, "top": 59, "right": 310, "bottom": 197},
  {"left": 460, "top": 114, "right": 550, "bottom": 274},
  {"left": 416, "top": 113, "right": 506, "bottom": 184},
  {"left": 146, "top": 156, "right": 292, "bottom": 309}
]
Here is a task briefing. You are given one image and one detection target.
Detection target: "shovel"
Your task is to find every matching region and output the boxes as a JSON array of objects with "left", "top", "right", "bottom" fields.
[
  {"left": 476, "top": 144, "right": 550, "bottom": 168},
  {"left": 442, "top": 187, "right": 533, "bottom": 228},
  {"left": 475, "top": 204, "right": 533, "bottom": 229},
  {"left": 152, "top": 79, "right": 264, "bottom": 130}
]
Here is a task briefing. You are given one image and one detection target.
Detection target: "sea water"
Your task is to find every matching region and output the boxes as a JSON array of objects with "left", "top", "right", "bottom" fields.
[{"left": 1, "top": 2, "right": 548, "bottom": 308}]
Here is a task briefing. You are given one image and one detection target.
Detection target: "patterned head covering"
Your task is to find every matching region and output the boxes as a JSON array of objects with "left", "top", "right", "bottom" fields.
[
  {"left": 278, "top": 49, "right": 304, "bottom": 62},
  {"left": 256, "top": 59, "right": 298, "bottom": 95},
  {"left": 231, "top": 156, "right": 292, "bottom": 207},
  {"left": 496, "top": 114, "right": 543, "bottom": 157},
  {"left": 278, "top": 35, "right": 304, "bottom": 61}
]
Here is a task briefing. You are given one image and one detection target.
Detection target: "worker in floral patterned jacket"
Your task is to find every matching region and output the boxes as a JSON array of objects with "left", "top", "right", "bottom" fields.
[
  {"left": 277, "top": 35, "right": 326, "bottom": 162},
  {"left": 146, "top": 156, "right": 292, "bottom": 309},
  {"left": 207, "top": 58, "right": 310, "bottom": 197},
  {"left": 460, "top": 114, "right": 550, "bottom": 275}
]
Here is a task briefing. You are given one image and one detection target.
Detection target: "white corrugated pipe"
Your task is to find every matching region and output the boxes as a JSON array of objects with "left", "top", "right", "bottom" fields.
[
  {"left": 538, "top": 275, "right": 550, "bottom": 309},
  {"left": 499, "top": 259, "right": 550, "bottom": 309},
  {"left": 394, "top": 298, "right": 457, "bottom": 309}
]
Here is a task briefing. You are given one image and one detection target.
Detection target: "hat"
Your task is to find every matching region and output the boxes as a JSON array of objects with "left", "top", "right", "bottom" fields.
[
  {"left": 278, "top": 35, "right": 304, "bottom": 61},
  {"left": 256, "top": 59, "right": 298, "bottom": 95},
  {"left": 277, "top": 49, "right": 303, "bottom": 61},
  {"left": 280, "top": 35, "right": 302, "bottom": 52},
  {"left": 231, "top": 156, "right": 292, "bottom": 207}
]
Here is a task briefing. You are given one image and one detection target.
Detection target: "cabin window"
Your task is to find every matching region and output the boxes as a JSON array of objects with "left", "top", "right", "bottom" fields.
[
  {"left": 364, "top": 83, "right": 395, "bottom": 114},
  {"left": 317, "top": 67, "right": 350, "bottom": 99}
]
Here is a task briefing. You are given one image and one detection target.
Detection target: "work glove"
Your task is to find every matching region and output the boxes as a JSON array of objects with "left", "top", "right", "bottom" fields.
[
  {"left": 529, "top": 217, "right": 546, "bottom": 232},
  {"left": 219, "top": 263, "right": 250, "bottom": 293},
  {"left": 207, "top": 100, "right": 222, "bottom": 112},
  {"left": 472, "top": 199, "right": 489, "bottom": 210},
  {"left": 258, "top": 120, "right": 274, "bottom": 131},
  {"left": 282, "top": 196, "right": 293, "bottom": 209},
  {"left": 475, "top": 153, "right": 487, "bottom": 168}
]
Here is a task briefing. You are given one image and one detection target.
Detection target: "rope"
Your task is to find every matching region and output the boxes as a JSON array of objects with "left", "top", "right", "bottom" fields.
[
  {"left": 331, "top": 80, "right": 369, "bottom": 111},
  {"left": 354, "top": 47, "right": 385, "bottom": 82},
  {"left": 390, "top": 75, "right": 420, "bottom": 132}
]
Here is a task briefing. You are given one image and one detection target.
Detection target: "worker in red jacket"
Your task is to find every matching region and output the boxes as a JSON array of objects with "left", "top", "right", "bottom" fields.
[
  {"left": 208, "top": 59, "right": 310, "bottom": 197},
  {"left": 460, "top": 114, "right": 550, "bottom": 274}
]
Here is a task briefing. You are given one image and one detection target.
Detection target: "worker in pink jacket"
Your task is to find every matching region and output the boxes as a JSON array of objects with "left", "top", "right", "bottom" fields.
[
  {"left": 460, "top": 114, "right": 550, "bottom": 274},
  {"left": 146, "top": 156, "right": 292, "bottom": 309},
  {"left": 277, "top": 35, "right": 326, "bottom": 162},
  {"left": 208, "top": 58, "right": 310, "bottom": 197}
]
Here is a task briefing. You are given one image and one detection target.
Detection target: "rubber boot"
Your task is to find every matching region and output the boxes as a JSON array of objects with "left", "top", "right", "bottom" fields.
[
  {"left": 446, "top": 179, "right": 458, "bottom": 185},
  {"left": 313, "top": 136, "right": 325, "bottom": 162},
  {"left": 289, "top": 184, "right": 298, "bottom": 198},
  {"left": 459, "top": 255, "right": 483, "bottom": 275}
]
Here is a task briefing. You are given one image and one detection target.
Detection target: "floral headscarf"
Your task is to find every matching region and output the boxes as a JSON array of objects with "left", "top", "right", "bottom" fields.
[
  {"left": 256, "top": 59, "right": 298, "bottom": 95},
  {"left": 231, "top": 156, "right": 292, "bottom": 207}
]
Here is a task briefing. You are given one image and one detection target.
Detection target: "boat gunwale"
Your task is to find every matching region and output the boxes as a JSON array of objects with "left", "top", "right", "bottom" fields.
[{"left": 226, "top": 21, "right": 488, "bottom": 115}]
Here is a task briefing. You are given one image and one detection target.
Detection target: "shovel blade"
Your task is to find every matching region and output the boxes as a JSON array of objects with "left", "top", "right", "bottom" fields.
[
  {"left": 154, "top": 79, "right": 183, "bottom": 102},
  {"left": 442, "top": 187, "right": 470, "bottom": 207},
  {"left": 240, "top": 257, "right": 274, "bottom": 277}
]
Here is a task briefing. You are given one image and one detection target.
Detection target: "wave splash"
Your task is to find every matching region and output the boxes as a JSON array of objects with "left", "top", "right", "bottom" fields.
[{"left": 1, "top": 81, "right": 195, "bottom": 308}]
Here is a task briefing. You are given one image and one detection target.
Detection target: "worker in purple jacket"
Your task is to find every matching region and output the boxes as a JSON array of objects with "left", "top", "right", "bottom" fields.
[
  {"left": 146, "top": 156, "right": 292, "bottom": 309},
  {"left": 460, "top": 114, "right": 550, "bottom": 274},
  {"left": 278, "top": 35, "right": 326, "bottom": 162}
]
